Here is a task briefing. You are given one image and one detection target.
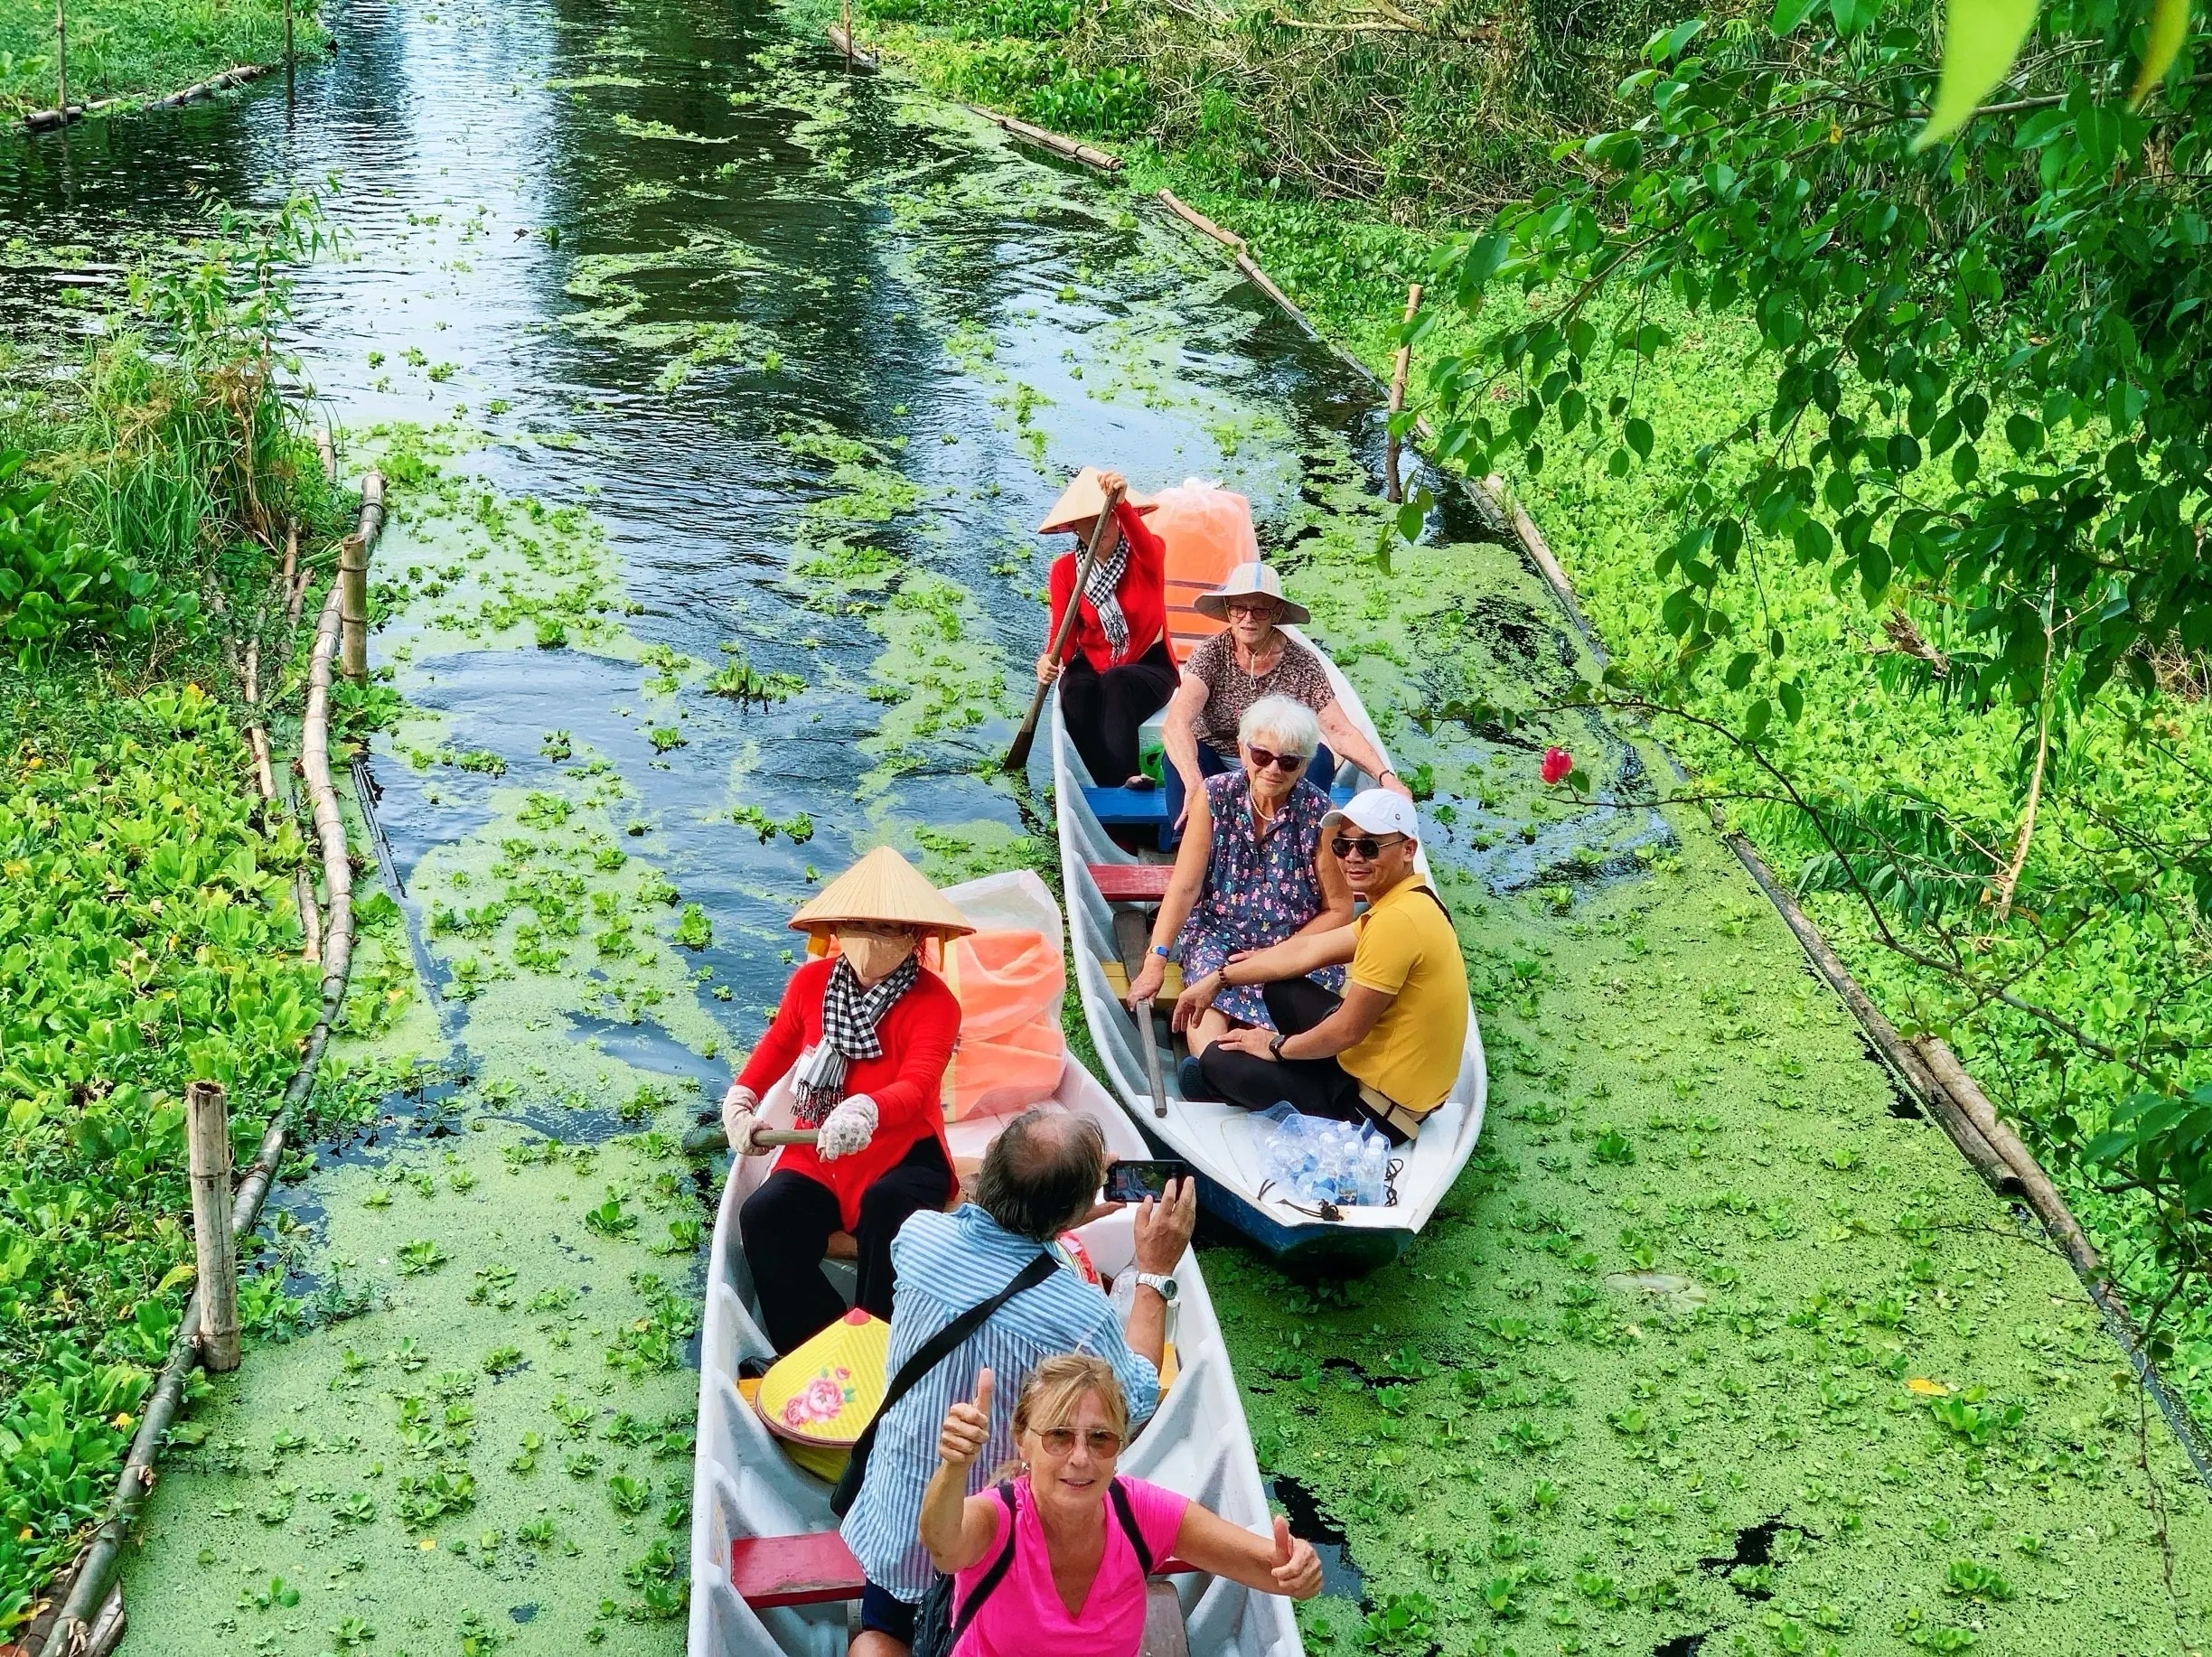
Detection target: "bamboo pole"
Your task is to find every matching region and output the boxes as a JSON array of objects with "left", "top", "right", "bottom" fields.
[
  {"left": 54, "top": 0, "right": 69, "bottom": 117},
  {"left": 337, "top": 473, "right": 380, "bottom": 685},
  {"left": 1383, "top": 282, "right": 1422, "bottom": 504},
  {"left": 185, "top": 1083, "right": 240, "bottom": 1373},
  {"left": 38, "top": 577, "right": 366, "bottom": 1657},
  {"left": 1157, "top": 189, "right": 1243, "bottom": 253},
  {"left": 304, "top": 580, "right": 356, "bottom": 997},
  {"left": 841, "top": 0, "right": 853, "bottom": 70}
]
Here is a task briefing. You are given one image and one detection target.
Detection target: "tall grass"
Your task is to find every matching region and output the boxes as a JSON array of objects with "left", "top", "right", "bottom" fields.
[{"left": 0, "top": 0, "right": 326, "bottom": 115}]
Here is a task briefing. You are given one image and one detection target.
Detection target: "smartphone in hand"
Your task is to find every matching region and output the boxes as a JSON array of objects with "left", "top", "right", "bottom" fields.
[{"left": 1102, "top": 1158, "right": 1194, "bottom": 1203}]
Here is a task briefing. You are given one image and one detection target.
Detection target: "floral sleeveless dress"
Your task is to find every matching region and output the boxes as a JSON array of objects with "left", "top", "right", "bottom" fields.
[{"left": 1174, "top": 772, "right": 1345, "bottom": 1028}]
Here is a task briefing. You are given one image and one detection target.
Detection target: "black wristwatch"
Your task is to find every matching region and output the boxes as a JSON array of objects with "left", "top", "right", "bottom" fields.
[{"left": 1269, "top": 1032, "right": 1289, "bottom": 1060}]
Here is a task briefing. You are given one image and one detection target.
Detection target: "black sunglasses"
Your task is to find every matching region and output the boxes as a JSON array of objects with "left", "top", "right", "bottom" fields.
[
  {"left": 1245, "top": 744, "right": 1309, "bottom": 773},
  {"left": 1331, "top": 833, "right": 1405, "bottom": 861}
]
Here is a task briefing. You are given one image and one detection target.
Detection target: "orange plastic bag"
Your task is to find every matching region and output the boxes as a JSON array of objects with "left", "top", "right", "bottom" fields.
[
  {"left": 1148, "top": 479, "right": 1261, "bottom": 662},
  {"left": 938, "top": 928, "right": 1066, "bottom": 1119}
]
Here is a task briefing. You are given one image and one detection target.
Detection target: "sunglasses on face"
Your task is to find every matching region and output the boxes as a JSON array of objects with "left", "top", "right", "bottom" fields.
[
  {"left": 1225, "top": 601, "right": 1278, "bottom": 620},
  {"left": 1331, "top": 833, "right": 1405, "bottom": 861},
  {"left": 1245, "top": 745, "right": 1309, "bottom": 773},
  {"left": 1036, "top": 1427, "right": 1124, "bottom": 1457}
]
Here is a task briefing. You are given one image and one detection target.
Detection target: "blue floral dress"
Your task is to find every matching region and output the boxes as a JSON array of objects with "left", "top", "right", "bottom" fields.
[{"left": 1174, "top": 772, "right": 1345, "bottom": 1028}]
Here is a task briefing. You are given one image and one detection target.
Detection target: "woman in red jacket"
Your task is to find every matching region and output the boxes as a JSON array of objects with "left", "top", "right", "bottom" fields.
[
  {"left": 1035, "top": 467, "right": 1175, "bottom": 790},
  {"left": 719, "top": 847, "right": 974, "bottom": 1353}
]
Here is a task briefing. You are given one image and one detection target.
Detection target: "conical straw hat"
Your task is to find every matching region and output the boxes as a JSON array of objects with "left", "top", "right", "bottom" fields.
[
  {"left": 753, "top": 1307, "right": 892, "bottom": 1455},
  {"left": 1036, "top": 466, "right": 1159, "bottom": 534},
  {"left": 788, "top": 846, "right": 975, "bottom": 938}
]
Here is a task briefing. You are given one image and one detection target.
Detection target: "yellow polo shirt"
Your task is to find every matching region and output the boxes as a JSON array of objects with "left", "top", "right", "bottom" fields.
[{"left": 1340, "top": 879, "right": 1468, "bottom": 1113}]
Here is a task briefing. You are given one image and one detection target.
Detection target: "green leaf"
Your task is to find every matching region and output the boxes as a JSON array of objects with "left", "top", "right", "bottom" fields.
[
  {"left": 2129, "top": 0, "right": 2189, "bottom": 103},
  {"left": 1830, "top": 0, "right": 1885, "bottom": 35},
  {"left": 1626, "top": 417, "right": 1655, "bottom": 460},
  {"left": 1744, "top": 697, "right": 1774, "bottom": 740},
  {"left": 1724, "top": 651, "right": 1757, "bottom": 690},
  {"left": 2005, "top": 413, "right": 2043, "bottom": 454},
  {"left": 1794, "top": 520, "right": 1832, "bottom": 563},
  {"left": 1778, "top": 679, "right": 1805, "bottom": 722},
  {"left": 1916, "top": 0, "right": 2040, "bottom": 146},
  {"left": 1772, "top": 0, "right": 1823, "bottom": 33}
]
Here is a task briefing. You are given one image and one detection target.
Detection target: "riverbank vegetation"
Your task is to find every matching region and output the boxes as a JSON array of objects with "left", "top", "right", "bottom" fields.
[
  {"left": 0, "top": 0, "right": 322, "bottom": 117},
  {"left": 0, "top": 198, "right": 346, "bottom": 1632},
  {"left": 802, "top": 0, "right": 2212, "bottom": 1418}
]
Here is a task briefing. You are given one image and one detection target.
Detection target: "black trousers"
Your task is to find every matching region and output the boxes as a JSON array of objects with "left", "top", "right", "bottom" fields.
[
  {"left": 1061, "top": 638, "right": 1178, "bottom": 785},
  {"left": 739, "top": 1135, "right": 952, "bottom": 1353},
  {"left": 1197, "top": 977, "right": 1409, "bottom": 1146}
]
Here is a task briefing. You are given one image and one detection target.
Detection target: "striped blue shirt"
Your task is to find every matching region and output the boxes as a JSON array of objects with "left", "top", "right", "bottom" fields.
[{"left": 840, "top": 1203, "right": 1161, "bottom": 1600}]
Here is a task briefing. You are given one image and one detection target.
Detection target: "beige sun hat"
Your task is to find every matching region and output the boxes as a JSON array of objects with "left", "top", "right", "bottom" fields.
[
  {"left": 787, "top": 846, "right": 975, "bottom": 939},
  {"left": 1194, "top": 560, "right": 1310, "bottom": 626},
  {"left": 1036, "top": 466, "right": 1159, "bottom": 535}
]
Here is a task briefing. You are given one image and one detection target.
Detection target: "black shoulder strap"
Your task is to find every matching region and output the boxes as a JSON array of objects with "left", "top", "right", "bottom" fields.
[
  {"left": 1413, "top": 882, "right": 1449, "bottom": 917},
  {"left": 1108, "top": 1478, "right": 1155, "bottom": 1577},
  {"left": 947, "top": 1482, "right": 1023, "bottom": 1644},
  {"left": 830, "top": 1250, "right": 1059, "bottom": 1515}
]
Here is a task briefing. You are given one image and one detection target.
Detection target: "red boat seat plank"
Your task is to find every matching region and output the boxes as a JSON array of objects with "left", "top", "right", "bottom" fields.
[{"left": 1090, "top": 863, "right": 1175, "bottom": 903}]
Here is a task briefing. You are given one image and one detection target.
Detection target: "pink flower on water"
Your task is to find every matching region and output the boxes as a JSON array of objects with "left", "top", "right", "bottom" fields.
[{"left": 1541, "top": 747, "right": 1573, "bottom": 786}]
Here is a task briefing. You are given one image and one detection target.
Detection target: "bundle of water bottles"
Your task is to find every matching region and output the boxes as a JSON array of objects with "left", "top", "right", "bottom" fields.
[{"left": 1260, "top": 1103, "right": 1392, "bottom": 1206}]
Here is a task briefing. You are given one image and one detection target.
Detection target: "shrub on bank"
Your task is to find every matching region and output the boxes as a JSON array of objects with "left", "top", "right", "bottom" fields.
[{"left": 0, "top": 0, "right": 328, "bottom": 117}]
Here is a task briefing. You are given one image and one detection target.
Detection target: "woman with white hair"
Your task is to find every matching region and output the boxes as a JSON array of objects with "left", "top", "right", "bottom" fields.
[{"left": 1126, "top": 695, "right": 1351, "bottom": 1075}]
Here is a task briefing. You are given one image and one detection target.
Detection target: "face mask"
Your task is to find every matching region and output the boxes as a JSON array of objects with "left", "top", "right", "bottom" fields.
[{"left": 835, "top": 927, "right": 917, "bottom": 981}]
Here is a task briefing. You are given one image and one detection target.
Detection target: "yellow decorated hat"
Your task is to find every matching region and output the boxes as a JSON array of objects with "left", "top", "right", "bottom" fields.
[
  {"left": 787, "top": 846, "right": 975, "bottom": 940},
  {"left": 754, "top": 1308, "right": 893, "bottom": 1466}
]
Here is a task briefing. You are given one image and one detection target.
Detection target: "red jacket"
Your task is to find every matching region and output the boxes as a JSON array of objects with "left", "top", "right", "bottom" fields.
[
  {"left": 736, "top": 957, "right": 959, "bottom": 1230},
  {"left": 1046, "top": 500, "right": 1167, "bottom": 674}
]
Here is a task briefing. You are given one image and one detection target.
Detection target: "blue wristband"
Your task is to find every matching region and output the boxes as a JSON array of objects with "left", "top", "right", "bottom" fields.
[{"left": 1151, "top": 943, "right": 1172, "bottom": 960}]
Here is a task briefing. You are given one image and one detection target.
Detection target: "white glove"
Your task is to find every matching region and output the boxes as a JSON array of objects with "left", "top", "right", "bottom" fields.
[
  {"left": 815, "top": 1095, "right": 878, "bottom": 1162},
  {"left": 721, "top": 1084, "right": 767, "bottom": 1156}
]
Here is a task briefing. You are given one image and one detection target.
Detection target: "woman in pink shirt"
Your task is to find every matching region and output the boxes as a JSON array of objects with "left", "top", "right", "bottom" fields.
[{"left": 918, "top": 1354, "right": 1323, "bottom": 1656}]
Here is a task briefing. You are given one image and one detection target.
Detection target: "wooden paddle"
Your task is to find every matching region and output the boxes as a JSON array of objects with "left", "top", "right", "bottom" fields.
[
  {"left": 683, "top": 1121, "right": 820, "bottom": 1156},
  {"left": 1133, "top": 998, "right": 1169, "bottom": 1119},
  {"left": 1003, "top": 482, "right": 1127, "bottom": 772}
]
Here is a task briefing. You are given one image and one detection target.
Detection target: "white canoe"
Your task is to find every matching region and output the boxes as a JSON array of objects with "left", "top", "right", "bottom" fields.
[
  {"left": 688, "top": 869, "right": 1303, "bottom": 1657},
  {"left": 1051, "top": 628, "right": 1487, "bottom": 1272}
]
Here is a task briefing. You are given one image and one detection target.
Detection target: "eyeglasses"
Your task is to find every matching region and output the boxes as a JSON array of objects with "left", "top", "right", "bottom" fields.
[
  {"left": 1331, "top": 833, "right": 1405, "bottom": 861},
  {"left": 1036, "top": 1427, "right": 1124, "bottom": 1457},
  {"left": 1224, "top": 601, "right": 1278, "bottom": 619},
  {"left": 1245, "top": 745, "right": 1309, "bottom": 773}
]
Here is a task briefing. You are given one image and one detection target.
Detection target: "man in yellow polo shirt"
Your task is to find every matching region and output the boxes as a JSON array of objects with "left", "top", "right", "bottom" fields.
[{"left": 1180, "top": 789, "right": 1468, "bottom": 1141}]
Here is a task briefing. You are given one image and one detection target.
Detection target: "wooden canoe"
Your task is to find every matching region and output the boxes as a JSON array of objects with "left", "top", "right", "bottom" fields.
[
  {"left": 687, "top": 870, "right": 1303, "bottom": 1657},
  {"left": 1050, "top": 621, "right": 1487, "bottom": 1274}
]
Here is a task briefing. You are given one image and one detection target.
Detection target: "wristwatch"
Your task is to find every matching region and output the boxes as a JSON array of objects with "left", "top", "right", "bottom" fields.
[
  {"left": 1132, "top": 1270, "right": 1179, "bottom": 1306},
  {"left": 1151, "top": 943, "right": 1172, "bottom": 960},
  {"left": 1269, "top": 1031, "right": 1289, "bottom": 1060}
]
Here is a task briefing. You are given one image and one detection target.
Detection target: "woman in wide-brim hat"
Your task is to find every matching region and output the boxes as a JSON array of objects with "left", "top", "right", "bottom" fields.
[
  {"left": 722, "top": 847, "right": 975, "bottom": 1353},
  {"left": 1034, "top": 466, "right": 1177, "bottom": 790},
  {"left": 1159, "top": 560, "right": 1412, "bottom": 833}
]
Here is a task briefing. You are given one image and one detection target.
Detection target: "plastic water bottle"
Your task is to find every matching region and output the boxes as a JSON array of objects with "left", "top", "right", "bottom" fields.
[{"left": 1354, "top": 1131, "right": 1389, "bottom": 1206}]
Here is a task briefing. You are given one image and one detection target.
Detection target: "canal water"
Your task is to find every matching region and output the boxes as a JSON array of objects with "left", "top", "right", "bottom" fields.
[{"left": 1, "top": 0, "right": 1662, "bottom": 1649}]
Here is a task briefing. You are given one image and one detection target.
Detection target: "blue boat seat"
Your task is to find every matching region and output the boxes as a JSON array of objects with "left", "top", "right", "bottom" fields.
[{"left": 1082, "top": 782, "right": 1363, "bottom": 852}]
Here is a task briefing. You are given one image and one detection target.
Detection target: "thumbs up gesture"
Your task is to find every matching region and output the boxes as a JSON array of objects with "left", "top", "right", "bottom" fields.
[
  {"left": 1269, "top": 1514, "right": 1323, "bottom": 1600},
  {"left": 937, "top": 1368, "right": 994, "bottom": 1470}
]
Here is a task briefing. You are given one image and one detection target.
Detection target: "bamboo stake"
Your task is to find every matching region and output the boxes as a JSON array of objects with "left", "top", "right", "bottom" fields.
[
  {"left": 1004, "top": 482, "right": 1126, "bottom": 771},
  {"left": 303, "top": 581, "right": 355, "bottom": 997},
  {"left": 185, "top": 1083, "right": 240, "bottom": 1373},
  {"left": 1158, "top": 189, "right": 1243, "bottom": 253},
  {"left": 1383, "top": 282, "right": 1422, "bottom": 504},
  {"left": 337, "top": 473, "right": 381, "bottom": 685},
  {"left": 841, "top": 0, "right": 852, "bottom": 70},
  {"left": 54, "top": 0, "right": 69, "bottom": 117}
]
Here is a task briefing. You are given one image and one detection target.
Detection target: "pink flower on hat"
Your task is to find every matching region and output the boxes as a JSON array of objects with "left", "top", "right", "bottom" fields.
[
  {"left": 804, "top": 1378, "right": 846, "bottom": 1418},
  {"left": 1541, "top": 747, "right": 1573, "bottom": 785}
]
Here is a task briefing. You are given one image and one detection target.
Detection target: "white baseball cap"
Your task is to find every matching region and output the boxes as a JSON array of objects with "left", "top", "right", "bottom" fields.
[{"left": 1321, "top": 788, "right": 1419, "bottom": 840}]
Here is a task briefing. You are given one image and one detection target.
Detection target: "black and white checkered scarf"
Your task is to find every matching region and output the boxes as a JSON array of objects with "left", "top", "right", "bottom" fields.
[
  {"left": 791, "top": 952, "right": 921, "bottom": 1126},
  {"left": 1080, "top": 519, "right": 1130, "bottom": 660}
]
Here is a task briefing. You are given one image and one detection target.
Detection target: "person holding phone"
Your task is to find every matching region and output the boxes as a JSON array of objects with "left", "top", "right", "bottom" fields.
[
  {"left": 920, "top": 1355, "right": 1323, "bottom": 1656},
  {"left": 1180, "top": 790, "right": 1468, "bottom": 1144}
]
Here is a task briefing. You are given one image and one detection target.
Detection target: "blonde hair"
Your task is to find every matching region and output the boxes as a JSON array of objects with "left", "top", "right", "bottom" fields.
[{"left": 1014, "top": 1353, "right": 1129, "bottom": 1443}]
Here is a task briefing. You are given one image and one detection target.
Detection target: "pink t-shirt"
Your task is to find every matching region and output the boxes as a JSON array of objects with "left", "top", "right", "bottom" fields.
[{"left": 952, "top": 1475, "right": 1191, "bottom": 1657}]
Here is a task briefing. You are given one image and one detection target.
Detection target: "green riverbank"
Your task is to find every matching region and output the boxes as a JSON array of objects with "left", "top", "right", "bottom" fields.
[
  {"left": 0, "top": 0, "right": 323, "bottom": 117},
  {"left": 0, "top": 226, "right": 343, "bottom": 1630},
  {"left": 808, "top": 0, "right": 2212, "bottom": 1424}
]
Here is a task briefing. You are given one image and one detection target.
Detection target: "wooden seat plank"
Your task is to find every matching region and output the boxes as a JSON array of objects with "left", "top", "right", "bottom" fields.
[{"left": 1090, "top": 863, "right": 1176, "bottom": 903}]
